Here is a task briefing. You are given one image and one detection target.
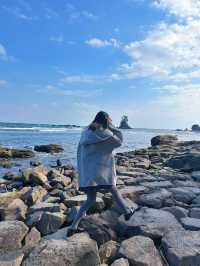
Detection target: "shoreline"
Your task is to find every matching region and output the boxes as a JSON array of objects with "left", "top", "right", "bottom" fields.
[{"left": 0, "top": 134, "right": 200, "bottom": 264}]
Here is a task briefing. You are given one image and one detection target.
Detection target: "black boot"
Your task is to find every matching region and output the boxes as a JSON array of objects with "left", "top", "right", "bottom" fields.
[{"left": 124, "top": 208, "right": 135, "bottom": 221}]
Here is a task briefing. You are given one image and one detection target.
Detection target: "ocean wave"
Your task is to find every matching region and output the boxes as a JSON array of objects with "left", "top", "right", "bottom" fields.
[{"left": 0, "top": 127, "right": 82, "bottom": 132}]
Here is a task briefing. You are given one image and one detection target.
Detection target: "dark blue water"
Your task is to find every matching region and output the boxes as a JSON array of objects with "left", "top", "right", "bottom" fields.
[{"left": 1, "top": 122, "right": 200, "bottom": 177}]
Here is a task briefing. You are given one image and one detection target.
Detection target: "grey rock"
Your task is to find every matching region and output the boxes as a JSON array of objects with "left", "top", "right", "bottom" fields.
[
  {"left": 22, "top": 233, "right": 100, "bottom": 266},
  {"left": 0, "top": 198, "right": 27, "bottom": 221},
  {"left": 190, "top": 208, "right": 200, "bottom": 218},
  {"left": 162, "top": 230, "right": 200, "bottom": 266},
  {"left": 21, "top": 186, "right": 47, "bottom": 206},
  {"left": 140, "top": 180, "right": 173, "bottom": 189},
  {"left": 34, "top": 144, "right": 64, "bottom": 153},
  {"left": 118, "top": 207, "right": 183, "bottom": 240},
  {"left": 36, "top": 212, "right": 65, "bottom": 235},
  {"left": 181, "top": 217, "right": 200, "bottom": 230},
  {"left": 24, "top": 227, "right": 41, "bottom": 250},
  {"left": 118, "top": 235, "right": 163, "bottom": 266},
  {"left": 162, "top": 206, "right": 188, "bottom": 221},
  {"left": 137, "top": 189, "right": 172, "bottom": 208},
  {"left": 151, "top": 135, "right": 178, "bottom": 146},
  {"left": 0, "top": 221, "right": 28, "bottom": 252}
]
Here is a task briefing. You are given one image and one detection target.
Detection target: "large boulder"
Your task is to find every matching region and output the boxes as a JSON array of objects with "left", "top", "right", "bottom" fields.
[
  {"left": 137, "top": 189, "right": 172, "bottom": 208},
  {"left": 24, "top": 227, "right": 41, "bottom": 250},
  {"left": 48, "top": 169, "right": 71, "bottom": 187},
  {"left": 0, "top": 198, "right": 27, "bottom": 221},
  {"left": 162, "top": 230, "right": 200, "bottom": 266},
  {"left": 34, "top": 144, "right": 64, "bottom": 153},
  {"left": 180, "top": 217, "right": 200, "bottom": 230},
  {"left": 151, "top": 135, "right": 178, "bottom": 146},
  {"left": 0, "top": 221, "right": 28, "bottom": 252},
  {"left": 21, "top": 165, "right": 48, "bottom": 185},
  {"left": 118, "top": 207, "right": 183, "bottom": 240},
  {"left": 165, "top": 153, "right": 200, "bottom": 172},
  {"left": 169, "top": 187, "right": 200, "bottom": 204},
  {"left": 22, "top": 233, "right": 100, "bottom": 266},
  {"left": 0, "top": 146, "right": 34, "bottom": 159},
  {"left": 119, "top": 235, "right": 163, "bottom": 266},
  {"left": 0, "top": 192, "right": 21, "bottom": 207}
]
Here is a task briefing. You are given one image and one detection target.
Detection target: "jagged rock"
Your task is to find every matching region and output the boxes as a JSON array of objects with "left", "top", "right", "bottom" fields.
[
  {"left": 0, "top": 250, "right": 24, "bottom": 266},
  {"left": 118, "top": 235, "right": 163, "bottom": 266},
  {"left": 162, "top": 206, "right": 188, "bottom": 221},
  {"left": 28, "top": 202, "right": 61, "bottom": 214},
  {"left": 111, "top": 258, "right": 129, "bottom": 266},
  {"left": 64, "top": 195, "right": 105, "bottom": 213},
  {"left": 36, "top": 212, "right": 65, "bottom": 235},
  {"left": 0, "top": 198, "right": 27, "bottom": 221},
  {"left": 34, "top": 144, "right": 64, "bottom": 153},
  {"left": 21, "top": 186, "right": 48, "bottom": 206},
  {"left": 0, "top": 221, "right": 28, "bottom": 252},
  {"left": 137, "top": 189, "right": 172, "bottom": 208},
  {"left": 22, "top": 233, "right": 100, "bottom": 266},
  {"left": 165, "top": 153, "right": 200, "bottom": 172},
  {"left": 24, "top": 227, "right": 41, "bottom": 250},
  {"left": 21, "top": 165, "right": 48, "bottom": 185},
  {"left": 162, "top": 230, "right": 200, "bottom": 266},
  {"left": 99, "top": 240, "right": 119, "bottom": 264},
  {"left": 80, "top": 214, "right": 117, "bottom": 246},
  {"left": 66, "top": 206, "right": 80, "bottom": 224},
  {"left": 151, "top": 135, "right": 178, "bottom": 146},
  {"left": 0, "top": 146, "right": 34, "bottom": 159},
  {"left": 181, "top": 217, "right": 200, "bottom": 230},
  {"left": 118, "top": 207, "right": 183, "bottom": 240},
  {"left": 48, "top": 169, "right": 71, "bottom": 187}
]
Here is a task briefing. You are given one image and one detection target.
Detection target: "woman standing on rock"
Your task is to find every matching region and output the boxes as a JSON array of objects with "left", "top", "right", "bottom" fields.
[{"left": 66, "top": 111, "right": 135, "bottom": 237}]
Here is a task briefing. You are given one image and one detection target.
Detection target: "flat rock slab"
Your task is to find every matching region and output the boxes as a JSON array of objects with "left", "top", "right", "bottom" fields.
[
  {"left": 22, "top": 233, "right": 100, "bottom": 266},
  {"left": 29, "top": 202, "right": 61, "bottom": 214},
  {"left": 64, "top": 195, "right": 105, "bottom": 212},
  {"left": 190, "top": 207, "right": 200, "bottom": 218},
  {"left": 162, "top": 230, "right": 200, "bottom": 266},
  {"left": 118, "top": 207, "right": 183, "bottom": 240},
  {"left": 0, "top": 221, "right": 28, "bottom": 252},
  {"left": 119, "top": 235, "right": 163, "bottom": 266},
  {"left": 140, "top": 180, "right": 173, "bottom": 189},
  {"left": 162, "top": 206, "right": 188, "bottom": 221},
  {"left": 181, "top": 217, "right": 200, "bottom": 230},
  {"left": 0, "top": 250, "right": 24, "bottom": 266}
]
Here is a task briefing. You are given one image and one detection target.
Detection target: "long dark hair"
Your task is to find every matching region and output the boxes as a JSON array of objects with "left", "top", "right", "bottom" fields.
[{"left": 88, "top": 111, "right": 110, "bottom": 131}]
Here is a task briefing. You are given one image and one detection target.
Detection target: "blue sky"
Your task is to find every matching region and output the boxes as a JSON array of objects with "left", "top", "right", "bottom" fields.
[{"left": 1, "top": 0, "right": 200, "bottom": 129}]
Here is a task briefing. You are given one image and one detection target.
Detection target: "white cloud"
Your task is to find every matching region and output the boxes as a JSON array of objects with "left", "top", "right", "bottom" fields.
[
  {"left": 116, "top": 19, "right": 200, "bottom": 80},
  {"left": 86, "top": 38, "right": 121, "bottom": 48},
  {"left": 50, "top": 35, "right": 64, "bottom": 44},
  {"left": 0, "top": 43, "right": 8, "bottom": 60},
  {"left": 44, "top": 85, "right": 102, "bottom": 97},
  {"left": 65, "top": 3, "right": 97, "bottom": 22},
  {"left": 60, "top": 74, "right": 99, "bottom": 84},
  {"left": 153, "top": 0, "right": 200, "bottom": 20},
  {"left": 0, "top": 80, "right": 8, "bottom": 87},
  {"left": 2, "top": 5, "right": 36, "bottom": 21}
]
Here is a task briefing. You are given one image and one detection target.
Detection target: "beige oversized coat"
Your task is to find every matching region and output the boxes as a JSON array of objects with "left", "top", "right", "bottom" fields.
[{"left": 77, "top": 125, "right": 123, "bottom": 189}]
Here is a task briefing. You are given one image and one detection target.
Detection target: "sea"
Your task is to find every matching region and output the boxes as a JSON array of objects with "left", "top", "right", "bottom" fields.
[{"left": 1, "top": 122, "right": 200, "bottom": 178}]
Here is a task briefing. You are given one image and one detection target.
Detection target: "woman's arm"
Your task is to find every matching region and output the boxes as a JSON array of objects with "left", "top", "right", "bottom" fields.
[{"left": 108, "top": 124, "right": 123, "bottom": 142}]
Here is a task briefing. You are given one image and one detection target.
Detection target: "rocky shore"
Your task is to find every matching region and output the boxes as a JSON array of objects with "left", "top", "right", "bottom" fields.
[{"left": 0, "top": 134, "right": 200, "bottom": 265}]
